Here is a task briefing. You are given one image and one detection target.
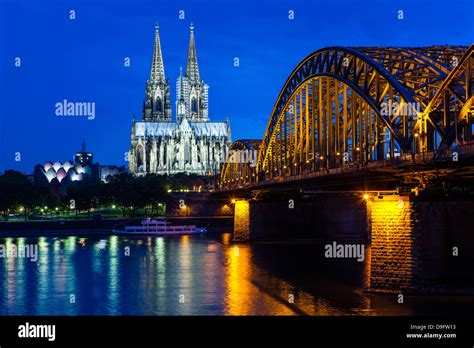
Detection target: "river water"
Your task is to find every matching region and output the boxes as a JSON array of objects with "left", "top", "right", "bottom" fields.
[{"left": 0, "top": 233, "right": 473, "bottom": 315}]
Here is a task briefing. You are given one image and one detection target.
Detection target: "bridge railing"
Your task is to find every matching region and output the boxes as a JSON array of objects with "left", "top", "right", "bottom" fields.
[{"left": 218, "top": 141, "right": 474, "bottom": 190}]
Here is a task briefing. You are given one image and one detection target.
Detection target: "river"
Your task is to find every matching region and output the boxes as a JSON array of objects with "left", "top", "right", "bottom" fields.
[{"left": 0, "top": 233, "right": 473, "bottom": 315}]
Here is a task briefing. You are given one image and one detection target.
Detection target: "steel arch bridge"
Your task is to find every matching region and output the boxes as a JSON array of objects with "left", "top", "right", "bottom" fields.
[
  {"left": 219, "top": 45, "right": 474, "bottom": 190},
  {"left": 219, "top": 139, "right": 261, "bottom": 187}
]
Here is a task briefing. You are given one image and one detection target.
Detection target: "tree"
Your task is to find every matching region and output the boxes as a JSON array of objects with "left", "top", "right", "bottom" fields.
[
  {"left": 0, "top": 170, "right": 36, "bottom": 220},
  {"left": 66, "top": 179, "right": 103, "bottom": 218}
]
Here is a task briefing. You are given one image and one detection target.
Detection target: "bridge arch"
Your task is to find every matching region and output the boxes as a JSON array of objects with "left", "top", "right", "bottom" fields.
[
  {"left": 219, "top": 140, "right": 261, "bottom": 189},
  {"left": 218, "top": 45, "right": 472, "bottom": 189},
  {"left": 256, "top": 46, "right": 471, "bottom": 179}
]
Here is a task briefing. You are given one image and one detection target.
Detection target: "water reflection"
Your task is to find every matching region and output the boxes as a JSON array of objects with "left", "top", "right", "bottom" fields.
[
  {"left": 107, "top": 235, "right": 119, "bottom": 314},
  {"left": 225, "top": 245, "right": 254, "bottom": 315},
  {"left": 0, "top": 234, "right": 472, "bottom": 315}
]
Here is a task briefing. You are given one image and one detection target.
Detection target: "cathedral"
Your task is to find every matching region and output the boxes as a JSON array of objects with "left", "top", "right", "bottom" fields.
[{"left": 128, "top": 23, "right": 232, "bottom": 176}]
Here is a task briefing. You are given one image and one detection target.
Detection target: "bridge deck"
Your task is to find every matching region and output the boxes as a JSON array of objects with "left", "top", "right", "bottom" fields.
[{"left": 219, "top": 141, "right": 474, "bottom": 193}]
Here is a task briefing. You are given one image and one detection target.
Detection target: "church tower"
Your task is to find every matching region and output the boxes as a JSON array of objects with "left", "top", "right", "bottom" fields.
[
  {"left": 176, "top": 23, "right": 209, "bottom": 122},
  {"left": 143, "top": 23, "right": 172, "bottom": 122},
  {"left": 130, "top": 22, "right": 231, "bottom": 176}
]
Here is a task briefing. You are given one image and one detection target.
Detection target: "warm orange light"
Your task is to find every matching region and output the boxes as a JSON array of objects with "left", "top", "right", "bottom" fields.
[
  {"left": 231, "top": 199, "right": 237, "bottom": 204},
  {"left": 363, "top": 194, "right": 369, "bottom": 200}
]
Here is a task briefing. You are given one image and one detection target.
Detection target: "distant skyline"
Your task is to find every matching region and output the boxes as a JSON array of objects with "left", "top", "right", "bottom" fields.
[{"left": 0, "top": 0, "right": 473, "bottom": 172}]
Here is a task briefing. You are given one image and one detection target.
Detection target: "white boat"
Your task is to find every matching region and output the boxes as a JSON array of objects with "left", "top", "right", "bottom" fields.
[{"left": 113, "top": 218, "right": 207, "bottom": 235}]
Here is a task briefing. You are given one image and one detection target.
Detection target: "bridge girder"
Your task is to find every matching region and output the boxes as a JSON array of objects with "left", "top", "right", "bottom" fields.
[
  {"left": 219, "top": 140, "right": 261, "bottom": 189},
  {"left": 219, "top": 45, "right": 474, "bottom": 190}
]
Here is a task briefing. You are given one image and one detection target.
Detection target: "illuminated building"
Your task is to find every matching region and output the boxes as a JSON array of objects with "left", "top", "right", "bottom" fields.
[{"left": 128, "top": 23, "right": 232, "bottom": 176}]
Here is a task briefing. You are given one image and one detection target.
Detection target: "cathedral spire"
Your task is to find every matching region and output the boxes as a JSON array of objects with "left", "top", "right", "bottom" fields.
[
  {"left": 150, "top": 22, "right": 165, "bottom": 84},
  {"left": 185, "top": 22, "right": 200, "bottom": 82},
  {"left": 144, "top": 22, "right": 172, "bottom": 122}
]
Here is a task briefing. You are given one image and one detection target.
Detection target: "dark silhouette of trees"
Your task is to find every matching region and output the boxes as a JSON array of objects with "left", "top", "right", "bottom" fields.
[
  {"left": 0, "top": 170, "right": 37, "bottom": 220},
  {"left": 104, "top": 173, "right": 166, "bottom": 217},
  {"left": 0, "top": 170, "right": 209, "bottom": 220}
]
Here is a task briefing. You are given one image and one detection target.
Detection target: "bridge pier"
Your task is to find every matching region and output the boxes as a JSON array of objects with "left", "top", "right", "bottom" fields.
[
  {"left": 233, "top": 200, "right": 250, "bottom": 241},
  {"left": 366, "top": 195, "right": 420, "bottom": 293},
  {"left": 368, "top": 195, "right": 474, "bottom": 294},
  {"left": 232, "top": 194, "right": 474, "bottom": 294}
]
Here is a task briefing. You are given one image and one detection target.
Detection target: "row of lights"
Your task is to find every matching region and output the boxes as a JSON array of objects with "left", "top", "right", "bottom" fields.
[
  {"left": 226, "top": 194, "right": 383, "bottom": 205},
  {"left": 20, "top": 204, "right": 165, "bottom": 213},
  {"left": 222, "top": 147, "right": 376, "bottom": 184},
  {"left": 167, "top": 188, "right": 202, "bottom": 193}
]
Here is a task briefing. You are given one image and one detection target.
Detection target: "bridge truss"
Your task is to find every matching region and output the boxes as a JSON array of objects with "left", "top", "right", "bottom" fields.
[{"left": 219, "top": 45, "right": 474, "bottom": 189}]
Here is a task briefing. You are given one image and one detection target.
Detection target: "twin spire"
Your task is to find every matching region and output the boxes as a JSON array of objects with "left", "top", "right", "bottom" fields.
[
  {"left": 185, "top": 23, "right": 200, "bottom": 82},
  {"left": 150, "top": 23, "right": 165, "bottom": 84},
  {"left": 149, "top": 22, "right": 200, "bottom": 84}
]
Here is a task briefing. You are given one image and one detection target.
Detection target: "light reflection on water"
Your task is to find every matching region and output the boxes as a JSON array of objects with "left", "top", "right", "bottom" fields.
[{"left": 0, "top": 233, "right": 473, "bottom": 315}]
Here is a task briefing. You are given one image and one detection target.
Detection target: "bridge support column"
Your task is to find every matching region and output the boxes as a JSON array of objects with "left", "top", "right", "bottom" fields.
[
  {"left": 367, "top": 195, "right": 474, "bottom": 294},
  {"left": 367, "top": 195, "right": 421, "bottom": 293},
  {"left": 232, "top": 193, "right": 474, "bottom": 294},
  {"left": 233, "top": 200, "right": 250, "bottom": 241}
]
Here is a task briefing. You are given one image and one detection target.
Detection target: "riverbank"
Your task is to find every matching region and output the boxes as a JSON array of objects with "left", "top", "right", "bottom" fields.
[{"left": 0, "top": 216, "right": 233, "bottom": 236}]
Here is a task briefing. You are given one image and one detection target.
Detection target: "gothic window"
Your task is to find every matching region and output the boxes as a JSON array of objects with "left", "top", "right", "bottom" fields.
[
  {"left": 155, "top": 97, "right": 162, "bottom": 112},
  {"left": 163, "top": 144, "right": 167, "bottom": 166},
  {"left": 191, "top": 97, "right": 197, "bottom": 113},
  {"left": 137, "top": 146, "right": 144, "bottom": 172}
]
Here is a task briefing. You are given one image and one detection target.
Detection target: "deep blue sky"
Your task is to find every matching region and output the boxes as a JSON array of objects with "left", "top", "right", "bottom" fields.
[{"left": 0, "top": 0, "right": 472, "bottom": 173}]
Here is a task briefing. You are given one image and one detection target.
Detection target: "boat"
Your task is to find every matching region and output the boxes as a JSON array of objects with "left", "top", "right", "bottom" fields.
[{"left": 113, "top": 218, "right": 207, "bottom": 235}]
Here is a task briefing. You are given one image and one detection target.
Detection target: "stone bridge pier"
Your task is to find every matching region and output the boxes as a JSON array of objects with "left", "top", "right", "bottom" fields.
[{"left": 233, "top": 194, "right": 474, "bottom": 294}]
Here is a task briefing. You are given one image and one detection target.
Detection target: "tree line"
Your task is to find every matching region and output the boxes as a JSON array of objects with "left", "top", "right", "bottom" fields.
[{"left": 0, "top": 170, "right": 208, "bottom": 221}]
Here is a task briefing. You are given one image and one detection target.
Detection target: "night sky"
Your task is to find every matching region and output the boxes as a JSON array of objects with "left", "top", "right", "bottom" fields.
[{"left": 0, "top": 0, "right": 472, "bottom": 173}]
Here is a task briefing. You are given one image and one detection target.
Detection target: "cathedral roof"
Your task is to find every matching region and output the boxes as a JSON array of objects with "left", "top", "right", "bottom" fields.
[
  {"left": 135, "top": 122, "right": 175, "bottom": 137},
  {"left": 191, "top": 122, "right": 228, "bottom": 137},
  {"left": 134, "top": 121, "right": 229, "bottom": 138}
]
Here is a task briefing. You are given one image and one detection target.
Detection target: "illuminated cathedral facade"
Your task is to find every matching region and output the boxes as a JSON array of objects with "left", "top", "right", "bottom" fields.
[{"left": 128, "top": 23, "right": 231, "bottom": 176}]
